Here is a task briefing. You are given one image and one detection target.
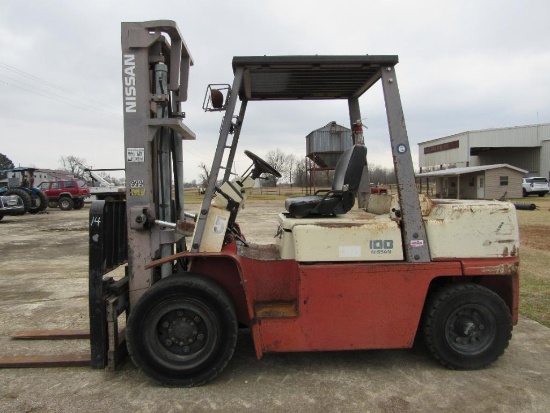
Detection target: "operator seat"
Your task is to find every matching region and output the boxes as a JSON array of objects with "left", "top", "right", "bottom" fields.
[{"left": 285, "top": 144, "right": 367, "bottom": 218}]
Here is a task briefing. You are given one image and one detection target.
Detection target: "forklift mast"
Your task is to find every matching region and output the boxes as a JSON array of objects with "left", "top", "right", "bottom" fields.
[{"left": 121, "top": 21, "right": 196, "bottom": 305}]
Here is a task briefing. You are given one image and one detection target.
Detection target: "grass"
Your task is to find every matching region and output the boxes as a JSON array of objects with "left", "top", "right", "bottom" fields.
[
  {"left": 515, "top": 196, "right": 550, "bottom": 327},
  {"left": 520, "top": 276, "right": 550, "bottom": 327}
]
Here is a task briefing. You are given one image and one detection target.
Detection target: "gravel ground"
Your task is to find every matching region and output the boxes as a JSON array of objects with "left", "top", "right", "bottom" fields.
[{"left": 0, "top": 204, "right": 549, "bottom": 413}]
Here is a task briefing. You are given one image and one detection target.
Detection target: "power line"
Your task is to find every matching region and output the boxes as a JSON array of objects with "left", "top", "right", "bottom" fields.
[
  {"left": 0, "top": 60, "right": 121, "bottom": 113},
  {"left": 0, "top": 73, "right": 120, "bottom": 118},
  {"left": 0, "top": 78, "right": 120, "bottom": 120}
]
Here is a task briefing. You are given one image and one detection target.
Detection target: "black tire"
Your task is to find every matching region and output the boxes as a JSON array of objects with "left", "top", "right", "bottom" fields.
[
  {"left": 126, "top": 273, "right": 238, "bottom": 386},
  {"left": 423, "top": 283, "right": 512, "bottom": 370},
  {"left": 58, "top": 197, "right": 74, "bottom": 211},
  {"left": 0, "top": 215, "right": 3, "bottom": 221},
  {"left": 5, "top": 189, "right": 31, "bottom": 214},
  {"left": 48, "top": 200, "right": 59, "bottom": 208},
  {"left": 538, "top": 193, "right": 546, "bottom": 197},
  {"left": 28, "top": 190, "right": 48, "bottom": 214},
  {"left": 522, "top": 188, "right": 527, "bottom": 197},
  {"left": 73, "top": 199, "right": 84, "bottom": 209}
]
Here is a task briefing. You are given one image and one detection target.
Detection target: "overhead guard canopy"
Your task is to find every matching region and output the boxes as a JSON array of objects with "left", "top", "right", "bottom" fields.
[{"left": 232, "top": 55, "right": 399, "bottom": 101}]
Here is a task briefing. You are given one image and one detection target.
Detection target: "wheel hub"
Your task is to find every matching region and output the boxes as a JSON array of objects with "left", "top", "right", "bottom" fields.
[
  {"left": 158, "top": 311, "right": 206, "bottom": 354},
  {"left": 446, "top": 307, "right": 494, "bottom": 354}
]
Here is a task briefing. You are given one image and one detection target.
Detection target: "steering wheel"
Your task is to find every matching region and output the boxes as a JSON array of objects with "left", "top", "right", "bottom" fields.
[{"left": 244, "top": 150, "right": 282, "bottom": 179}]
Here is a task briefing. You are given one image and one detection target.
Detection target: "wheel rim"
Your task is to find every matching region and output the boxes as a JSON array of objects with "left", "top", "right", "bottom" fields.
[
  {"left": 445, "top": 304, "right": 496, "bottom": 356},
  {"left": 60, "top": 199, "right": 69, "bottom": 208},
  {"left": 143, "top": 298, "right": 219, "bottom": 372}
]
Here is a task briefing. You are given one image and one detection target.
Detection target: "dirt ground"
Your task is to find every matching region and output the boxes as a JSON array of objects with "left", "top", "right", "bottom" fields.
[{"left": 1, "top": 201, "right": 550, "bottom": 413}]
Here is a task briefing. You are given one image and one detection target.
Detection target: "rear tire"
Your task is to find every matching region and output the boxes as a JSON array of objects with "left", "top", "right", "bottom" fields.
[
  {"left": 58, "top": 197, "right": 74, "bottom": 211},
  {"left": 5, "top": 189, "right": 31, "bottom": 214},
  {"left": 126, "top": 274, "right": 238, "bottom": 387},
  {"left": 423, "top": 283, "right": 512, "bottom": 370},
  {"left": 28, "top": 190, "right": 48, "bottom": 214},
  {"left": 538, "top": 193, "right": 546, "bottom": 197},
  {"left": 73, "top": 199, "right": 84, "bottom": 209}
]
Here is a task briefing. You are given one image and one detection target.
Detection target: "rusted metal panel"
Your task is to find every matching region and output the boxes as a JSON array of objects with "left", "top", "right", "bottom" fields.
[
  {"left": 10, "top": 329, "right": 89, "bottom": 340},
  {"left": 256, "top": 261, "right": 462, "bottom": 353},
  {"left": 461, "top": 257, "right": 519, "bottom": 276},
  {"left": 254, "top": 301, "right": 298, "bottom": 318},
  {"left": 0, "top": 354, "right": 90, "bottom": 368}
]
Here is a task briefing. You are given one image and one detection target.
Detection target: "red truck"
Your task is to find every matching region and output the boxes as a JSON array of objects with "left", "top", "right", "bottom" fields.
[
  {"left": 370, "top": 183, "right": 388, "bottom": 194},
  {"left": 38, "top": 179, "right": 90, "bottom": 211}
]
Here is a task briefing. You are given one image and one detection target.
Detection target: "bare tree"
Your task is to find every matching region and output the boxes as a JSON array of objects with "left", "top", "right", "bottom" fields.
[
  {"left": 198, "top": 162, "right": 210, "bottom": 187},
  {"left": 264, "top": 149, "right": 288, "bottom": 187},
  {"left": 59, "top": 155, "right": 87, "bottom": 179},
  {"left": 368, "top": 164, "right": 396, "bottom": 185},
  {"left": 292, "top": 157, "right": 308, "bottom": 187},
  {"left": 286, "top": 154, "right": 299, "bottom": 187}
]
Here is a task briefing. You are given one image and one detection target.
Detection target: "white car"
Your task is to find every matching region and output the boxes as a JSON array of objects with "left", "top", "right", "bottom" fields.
[{"left": 522, "top": 177, "right": 549, "bottom": 197}]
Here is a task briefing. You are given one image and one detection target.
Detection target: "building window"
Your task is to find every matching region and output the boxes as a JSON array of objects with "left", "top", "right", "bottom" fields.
[
  {"left": 500, "top": 176, "right": 508, "bottom": 186},
  {"left": 469, "top": 177, "right": 475, "bottom": 187}
]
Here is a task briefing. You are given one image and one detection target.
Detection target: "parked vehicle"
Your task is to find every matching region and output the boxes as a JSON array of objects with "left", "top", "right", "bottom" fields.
[
  {"left": 87, "top": 21, "right": 520, "bottom": 386},
  {"left": 84, "top": 168, "right": 126, "bottom": 201},
  {"left": 370, "top": 183, "right": 388, "bottom": 194},
  {"left": 9, "top": 21, "right": 519, "bottom": 388},
  {"left": 0, "top": 193, "right": 25, "bottom": 221},
  {"left": 39, "top": 179, "right": 90, "bottom": 210},
  {"left": 522, "top": 177, "right": 549, "bottom": 197}
]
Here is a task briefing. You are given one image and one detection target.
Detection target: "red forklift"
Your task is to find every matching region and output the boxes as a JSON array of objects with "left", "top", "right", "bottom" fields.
[{"left": 88, "top": 20, "right": 519, "bottom": 386}]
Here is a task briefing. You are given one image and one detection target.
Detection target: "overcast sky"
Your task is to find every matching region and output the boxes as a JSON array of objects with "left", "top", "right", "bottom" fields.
[{"left": 1, "top": 0, "right": 549, "bottom": 182}]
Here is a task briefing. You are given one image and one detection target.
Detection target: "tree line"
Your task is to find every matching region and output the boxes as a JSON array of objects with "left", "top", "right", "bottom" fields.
[{"left": 196, "top": 149, "right": 396, "bottom": 188}]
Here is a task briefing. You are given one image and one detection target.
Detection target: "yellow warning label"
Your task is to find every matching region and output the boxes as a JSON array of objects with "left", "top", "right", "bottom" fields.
[{"left": 130, "top": 188, "right": 146, "bottom": 197}]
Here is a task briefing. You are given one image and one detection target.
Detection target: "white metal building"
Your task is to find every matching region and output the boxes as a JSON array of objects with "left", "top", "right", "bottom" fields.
[{"left": 418, "top": 123, "right": 550, "bottom": 179}]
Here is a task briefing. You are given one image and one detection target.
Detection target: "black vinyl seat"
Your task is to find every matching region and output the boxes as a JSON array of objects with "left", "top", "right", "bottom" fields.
[{"left": 285, "top": 144, "right": 367, "bottom": 218}]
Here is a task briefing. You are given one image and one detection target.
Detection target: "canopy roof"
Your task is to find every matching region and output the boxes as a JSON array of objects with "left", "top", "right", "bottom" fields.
[{"left": 232, "top": 55, "right": 399, "bottom": 101}]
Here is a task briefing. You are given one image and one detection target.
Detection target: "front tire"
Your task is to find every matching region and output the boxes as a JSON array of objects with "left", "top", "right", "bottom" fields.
[
  {"left": 58, "top": 197, "right": 74, "bottom": 211},
  {"left": 126, "top": 274, "right": 238, "bottom": 386},
  {"left": 423, "top": 283, "right": 512, "bottom": 370}
]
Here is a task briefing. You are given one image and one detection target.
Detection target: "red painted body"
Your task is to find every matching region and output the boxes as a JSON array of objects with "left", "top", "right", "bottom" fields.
[{"left": 162, "top": 239, "right": 519, "bottom": 359}]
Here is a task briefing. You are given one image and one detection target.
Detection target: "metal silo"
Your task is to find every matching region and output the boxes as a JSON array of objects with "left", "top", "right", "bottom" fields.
[{"left": 306, "top": 121, "right": 353, "bottom": 168}]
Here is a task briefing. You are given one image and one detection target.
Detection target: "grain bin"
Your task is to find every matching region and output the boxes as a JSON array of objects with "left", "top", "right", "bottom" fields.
[{"left": 306, "top": 121, "right": 352, "bottom": 168}]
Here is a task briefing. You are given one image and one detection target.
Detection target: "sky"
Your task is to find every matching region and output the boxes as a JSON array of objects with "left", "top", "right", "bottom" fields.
[{"left": 1, "top": 0, "right": 549, "bottom": 183}]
